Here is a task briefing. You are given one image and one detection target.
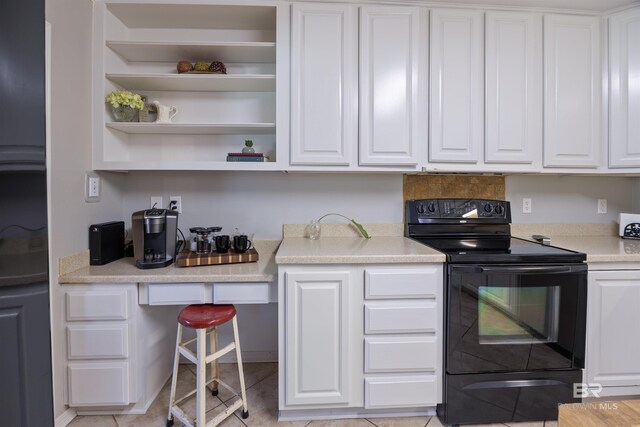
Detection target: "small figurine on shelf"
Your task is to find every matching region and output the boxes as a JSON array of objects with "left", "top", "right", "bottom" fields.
[{"left": 242, "top": 140, "right": 255, "bottom": 153}]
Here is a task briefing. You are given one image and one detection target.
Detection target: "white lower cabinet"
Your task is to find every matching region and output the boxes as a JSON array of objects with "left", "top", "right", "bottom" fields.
[
  {"left": 364, "top": 375, "right": 439, "bottom": 409},
  {"left": 365, "top": 336, "right": 437, "bottom": 373},
  {"left": 65, "top": 284, "right": 137, "bottom": 408},
  {"left": 64, "top": 283, "right": 179, "bottom": 411},
  {"left": 283, "top": 269, "right": 360, "bottom": 407},
  {"left": 68, "top": 361, "right": 131, "bottom": 407},
  {"left": 279, "top": 264, "right": 443, "bottom": 412},
  {"left": 587, "top": 269, "right": 640, "bottom": 396}
]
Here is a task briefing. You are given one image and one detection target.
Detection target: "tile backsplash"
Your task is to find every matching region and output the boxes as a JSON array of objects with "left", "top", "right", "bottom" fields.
[{"left": 403, "top": 174, "right": 505, "bottom": 202}]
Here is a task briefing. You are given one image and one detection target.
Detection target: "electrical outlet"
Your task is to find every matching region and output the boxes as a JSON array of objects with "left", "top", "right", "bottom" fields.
[
  {"left": 522, "top": 198, "right": 532, "bottom": 214},
  {"left": 150, "top": 196, "right": 163, "bottom": 209},
  {"left": 85, "top": 172, "right": 100, "bottom": 203},
  {"left": 598, "top": 199, "right": 607, "bottom": 214},
  {"left": 169, "top": 196, "right": 182, "bottom": 213}
]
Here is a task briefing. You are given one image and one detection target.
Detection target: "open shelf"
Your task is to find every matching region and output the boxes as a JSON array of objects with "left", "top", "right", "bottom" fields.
[
  {"left": 106, "top": 122, "right": 276, "bottom": 135},
  {"left": 106, "top": 73, "right": 276, "bottom": 92},
  {"left": 107, "top": 41, "right": 277, "bottom": 63},
  {"left": 94, "top": 1, "right": 285, "bottom": 171}
]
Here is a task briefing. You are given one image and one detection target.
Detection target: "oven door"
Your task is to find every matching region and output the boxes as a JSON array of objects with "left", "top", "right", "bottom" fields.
[{"left": 447, "top": 263, "right": 587, "bottom": 374}]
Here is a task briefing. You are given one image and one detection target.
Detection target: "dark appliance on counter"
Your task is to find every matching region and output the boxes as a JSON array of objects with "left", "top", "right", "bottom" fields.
[
  {"left": 132, "top": 209, "right": 179, "bottom": 269},
  {"left": 405, "top": 198, "right": 587, "bottom": 426},
  {"left": 89, "top": 221, "right": 125, "bottom": 265}
]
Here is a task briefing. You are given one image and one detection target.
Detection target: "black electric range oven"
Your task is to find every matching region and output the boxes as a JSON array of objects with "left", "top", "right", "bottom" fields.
[{"left": 405, "top": 198, "right": 587, "bottom": 426}]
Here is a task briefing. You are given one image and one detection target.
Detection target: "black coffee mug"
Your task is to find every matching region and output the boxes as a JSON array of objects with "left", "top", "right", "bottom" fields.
[
  {"left": 233, "top": 235, "right": 252, "bottom": 253},
  {"left": 215, "top": 235, "right": 230, "bottom": 253}
]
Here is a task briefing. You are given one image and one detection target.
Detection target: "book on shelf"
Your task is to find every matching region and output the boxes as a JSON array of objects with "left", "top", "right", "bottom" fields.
[
  {"left": 226, "top": 152, "right": 269, "bottom": 162},
  {"left": 226, "top": 155, "right": 265, "bottom": 162}
]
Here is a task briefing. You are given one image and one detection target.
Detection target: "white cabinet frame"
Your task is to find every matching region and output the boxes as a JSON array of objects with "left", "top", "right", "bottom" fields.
[
  {"left": 485, "top": 11, "right": 542, "bottom": 166},
  {"left": 290, "top": 3, "right": 358, "bottom": 166},
  {"left": 429, "top": 9, "right": 484, "bottom": 164},
  {"left": 609, "top": 8, "right": 640, "bottom": 168},
  {"left": 543, "top": 14, "right": 601, "bottom": 168},
  {"left": 359, "top": 6, "right": 420, "bottom": 166}
]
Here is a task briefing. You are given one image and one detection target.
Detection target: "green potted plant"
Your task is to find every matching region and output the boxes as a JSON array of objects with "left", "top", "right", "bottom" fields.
[
  {"left": 308, "top": 213, "right": 370, "bottom": 240},
  {"left": 242, "top": 139, "right": 255, "bottom": 153},
  {"left": 105, "top": 90, "right": 144, "bottom": 122}
]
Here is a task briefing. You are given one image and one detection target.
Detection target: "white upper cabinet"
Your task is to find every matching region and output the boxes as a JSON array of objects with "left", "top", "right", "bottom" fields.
[
  {"left": 485, "top": 12, "right": 542, "bottom": 166},
  {"left": 359, "top": 6, "right": 420, "bottom": 166},
  {"left": 609, "top": 8, "right": 640, "bottom": 168},
  {"left": 290, "top": 3, "right": 357, "bottom": 166},
  {"left": 429, "top": 9, "right": 484, "bottom": 163},
  {"left": 543, "top": 14, "right": 601, "bottom": 168}
]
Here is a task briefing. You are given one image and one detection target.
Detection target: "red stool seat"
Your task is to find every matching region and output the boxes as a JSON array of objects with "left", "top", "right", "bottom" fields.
[{"left": 178, "top": 304, "right": 236, "bottom": 329}]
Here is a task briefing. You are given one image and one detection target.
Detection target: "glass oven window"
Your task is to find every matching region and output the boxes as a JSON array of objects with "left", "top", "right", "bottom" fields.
[{"left": 478, "top": 286, "right": 560, "bottom": 345}]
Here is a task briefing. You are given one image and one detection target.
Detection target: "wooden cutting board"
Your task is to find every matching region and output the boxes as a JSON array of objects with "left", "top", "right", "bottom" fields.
[{"left": 176, "top": 248, "right": 259, "bottom": 267}]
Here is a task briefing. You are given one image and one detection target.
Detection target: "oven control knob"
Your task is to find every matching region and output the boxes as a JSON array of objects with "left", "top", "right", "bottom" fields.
[
  {"left": 417, "top": 203, "right": 426, "bottom": 214},
  {"left": 483, "top": 204, "right": 492, "bottom": 213},
  {"left": 494, "top": 204, "right": 504, "bottom": 215},
  {"left": 427, "top": 202, "right": 436, "bottom": 213}
]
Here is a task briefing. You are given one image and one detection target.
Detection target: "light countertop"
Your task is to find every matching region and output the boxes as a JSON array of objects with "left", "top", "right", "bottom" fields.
[
  {"left": 59, "top": 223, "right": 640, "bottom": 284},
  {"left": 512, "top": 224, "right": 640, "bottom": 263},
  {"left": 513, "top": 232, "right": 640, "bottom": 263},
  {"left": 59, "top": 240, "right": 279, "bottom": 284},
  {"left": 275, "top": 236, "right": 445, "bottom": 264}
]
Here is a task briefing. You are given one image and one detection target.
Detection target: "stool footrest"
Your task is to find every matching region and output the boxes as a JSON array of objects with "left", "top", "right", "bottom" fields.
[
  {"left": 170, "top": 405, "right": 191, "bottom": 427},
  {"left": 174, "top": 378, "right": 237, "bottom": 407},
  {"left": 205, "top": 399, "right": 243, "bottom": 427}
]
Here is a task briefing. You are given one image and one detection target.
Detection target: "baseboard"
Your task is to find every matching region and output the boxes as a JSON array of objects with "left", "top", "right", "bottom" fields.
[
  {"left": 55, "top": 407, "right": 77, "bottom": 427},
  {"left": 278, "top": 406, "right": 437, "bottom": 421}
]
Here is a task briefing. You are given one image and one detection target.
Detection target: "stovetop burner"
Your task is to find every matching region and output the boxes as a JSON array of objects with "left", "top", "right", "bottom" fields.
[
  {"left": 411, "top": 236, "right": 586, "bottom": 263},
  {"left": 405, "top": 198, "right": 586, "bottom": 264}
]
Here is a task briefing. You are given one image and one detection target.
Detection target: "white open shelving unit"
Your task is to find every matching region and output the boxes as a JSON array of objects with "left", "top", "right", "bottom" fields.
[{"left": 92, "top": 1, "right": 289, "bottom": 170}]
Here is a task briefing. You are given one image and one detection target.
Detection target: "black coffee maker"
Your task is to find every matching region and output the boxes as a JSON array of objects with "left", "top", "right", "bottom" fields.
[{"left": 132, "top": 208, "right": 179, "bottom": 269}]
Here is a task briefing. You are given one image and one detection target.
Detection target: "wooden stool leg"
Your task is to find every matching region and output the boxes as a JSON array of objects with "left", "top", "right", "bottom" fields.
[
  {"left": 232, "top": 316, "right": 249, "bottom": 418},
  {"left": 166, "top": 324, "right": 182, "bottom": 426},
  {"left": 196, "top": 327, "right": 207, "bottom": 427},
  {"left": 209, "top": 327, "right": 218, "bottom": 396}
]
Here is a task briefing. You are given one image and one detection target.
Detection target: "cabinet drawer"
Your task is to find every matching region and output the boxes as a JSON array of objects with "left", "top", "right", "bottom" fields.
[
  {"left": 66, "top": 290, "right": 129, "bottom": 321},
  {"left": 68, "top": 361, "right": 131, "bottom": 407},
  {"left": 365, "top": 375, "right": 438, "bottom": 408},
  {"left": 67, "top": 324, "right": 129, "bottom": 360},
  {"left": 365, "top": 266, "right": 441, "bottom": 299},
  {"left": 213, "top": 282, "right": 270, "bottom": 304},
  {"left": 365, "top": 300, "right": 437, "bottom": 334},
  {"left": 365, "top": 336, "right": 437, "bottom": 373},
  {"left": 147, "top": 283, "right": 207, "bottom": 305}
]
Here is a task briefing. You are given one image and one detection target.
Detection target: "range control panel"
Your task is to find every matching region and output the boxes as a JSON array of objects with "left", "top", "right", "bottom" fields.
[{"left": 406, "top": 198, "right": 511, "bottom": 223}]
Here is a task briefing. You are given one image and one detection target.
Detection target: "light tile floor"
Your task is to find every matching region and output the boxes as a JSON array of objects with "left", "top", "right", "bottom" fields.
[{"left": 68, "top": 363, "right": 558, "bottom": 427}]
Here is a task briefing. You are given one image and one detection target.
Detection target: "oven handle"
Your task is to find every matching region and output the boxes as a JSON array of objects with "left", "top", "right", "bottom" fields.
[
  {"left": 452, "top": 265, "right": 587, "bottom": 274},
  {"left": 463, "top": 379, "right": 572, "bottom": 390}
]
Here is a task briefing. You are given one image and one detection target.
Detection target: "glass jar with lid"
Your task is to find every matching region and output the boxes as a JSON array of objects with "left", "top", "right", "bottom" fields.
[
  {"left": 189, "top": 227, "right": 204, "bottom": 252},
  {"left": 195, "top": 228, "right": 212, "bottom": 254}
]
